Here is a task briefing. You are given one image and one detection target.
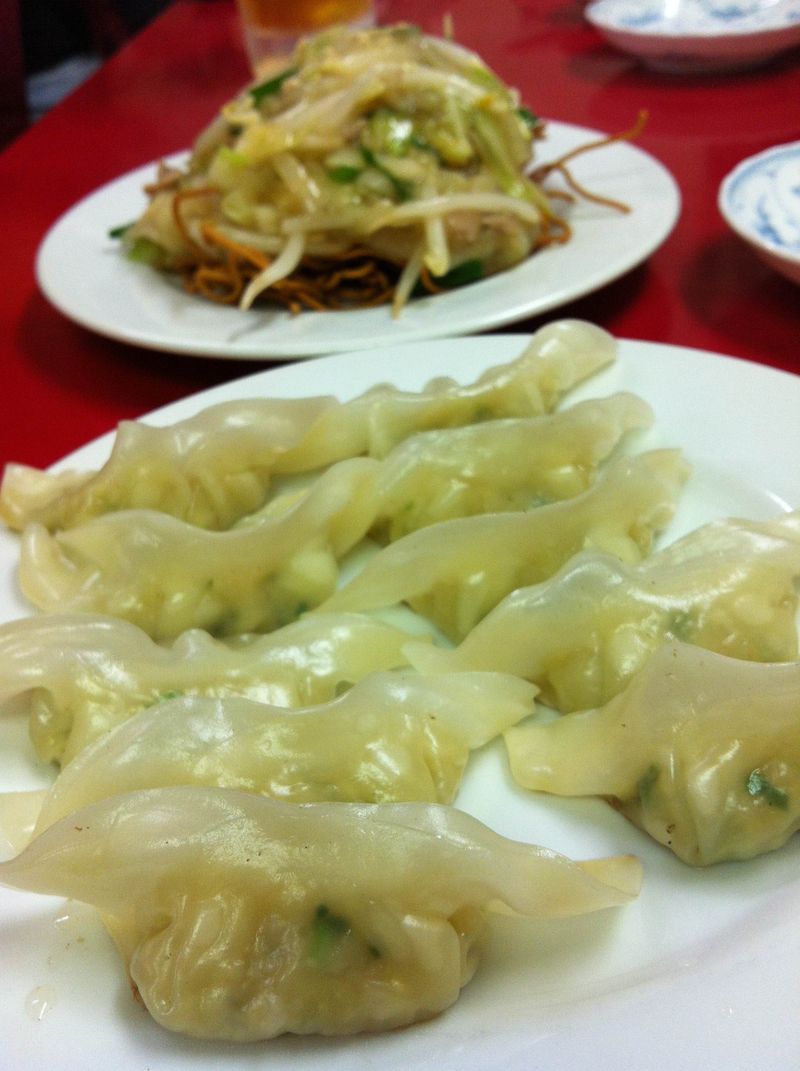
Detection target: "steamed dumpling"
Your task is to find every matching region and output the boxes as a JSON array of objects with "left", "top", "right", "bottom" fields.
[
  {"left": 505, "top": 641, "right": 800, "bottom": 866},
  {"left": 31, "top": 670, "right": 537, "bottom": 831},
  {"left": 0, "top": 787, "right": 642, "bottom": 1039},
  {"left": 407, "top": 512, "right": 800, "bottom": 710},
  {"left": 0, "top": 611, "right": 419, "bottom": 765},
  {"left": 0, "top": 395, "right": 336, "bottom": 532},
  {"left": 18, "top": 458, "right": 380, "bottom": 641},
  {"left": 272, "top": 318, "right": 619, "bottom": 469},
  {"left": 0, "top": 320, "right": 616, "bottom": 532},
  {"left": 322, "top": 449, "right": 690, "bottom": 641},
  {"left": 373, "top": 392, "right": 653, "bottom": 541}
]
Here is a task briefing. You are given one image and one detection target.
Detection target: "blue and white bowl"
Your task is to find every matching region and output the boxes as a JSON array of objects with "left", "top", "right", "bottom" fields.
[
  {"left": 719, "top": 142, "right": 800, "bottom": 285},
  {"left": 586, "top": 0, "right": 800, "bottom": 73}
]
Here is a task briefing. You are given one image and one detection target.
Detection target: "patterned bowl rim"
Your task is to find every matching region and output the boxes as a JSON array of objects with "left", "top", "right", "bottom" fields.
[{"left": 718, "top": 140, "right": 800, "bottom": 264}]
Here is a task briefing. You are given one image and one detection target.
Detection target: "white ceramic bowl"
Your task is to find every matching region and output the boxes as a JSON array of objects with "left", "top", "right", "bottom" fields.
[
  {"left": 718, "top": 141, "right": 800, "bottom": 285},
  {"left": 585, "top": 0, "right": 800, "bottom": 73}
]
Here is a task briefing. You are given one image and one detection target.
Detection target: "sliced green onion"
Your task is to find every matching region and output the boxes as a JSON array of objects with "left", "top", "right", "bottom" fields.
[
  {"left": 636, "top": 763, "right": 660, "bottom": 801},
  {"left": 746, "top": 770, "right": 789, "bottom": 809},
  {"left": 435, "top": 259, "right": 484, "bottom": 288},
  {"left": 468, "top": 64, "right": 504, "bottom": 92},
  {"left": 145, "top": 689, "right": 185, "bottom": 708},
  {"left": 469, "top": 108, "right": 527, "bottom": 199},
  {"left": 668, "top": 610, "right": 694, "bottom": 641},
  {"left": 328, "top": 165, "right": 362, "bottom": 183},
  {"left": 412, "top": 258, "right": 484, "bottom": 298},
  {"left": 126, "top": 237, "right": 166, "bottom": 266},
  {"left": 360, "top": 146, "right": 412, "bottom": 202},
  {"left": 366, "top": 109, "right": 416, "bottom": 157},
  {"left": 216, "top": 145, "right": 248, "bottom": 168},
  {"left": 250, "top": 66, "right": 297, "bottom": 105},
  {"left": 308, "top": 904, "right": 350, "bottom": 965},
  {"left": 108, "top": 222, "right": 133, "bottom": 239}
]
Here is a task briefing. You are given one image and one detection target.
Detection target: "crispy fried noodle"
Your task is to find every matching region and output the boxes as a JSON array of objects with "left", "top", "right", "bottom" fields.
[{"left": 118, "top": 24, "right": 646, "bottom": 316}]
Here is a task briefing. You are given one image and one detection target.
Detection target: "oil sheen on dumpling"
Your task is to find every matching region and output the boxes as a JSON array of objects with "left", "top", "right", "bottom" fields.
[
  {"left": 407, "top": 512, "right": 800, "bottom": 711},
  {"left": 505, "top": 641, "right": 800, "bottom": 866},
  {"left": 0, "top": 787, "right": 642, "bottom": 1039},
  {"left": 0, "top": 611, "right": 419, "bottom": 765},
  {"left": 0, "top": 319, "right": 616, "bottom": 532},
  {"left": 18, "top": 458, "right": 380, "bottom": 642},
  {"left": 31, "top": 670, "right": 537, "bottom": 832},
  {"left": 322, "top": 449, "right": 690, "bottom": 641},
  {"left": 372, "top": 392, "right": 653, "bottom": 541}
]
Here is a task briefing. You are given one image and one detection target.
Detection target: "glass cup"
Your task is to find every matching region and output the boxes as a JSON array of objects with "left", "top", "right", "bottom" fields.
[{"left": 235, "top": 0, "right": 376, "bottom": 75}]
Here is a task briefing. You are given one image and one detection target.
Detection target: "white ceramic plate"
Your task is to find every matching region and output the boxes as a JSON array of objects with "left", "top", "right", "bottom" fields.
[
  {"left": 35, "top": 123, "right": 679, "bottom": 360},
  {"left": 2, "top": 334, "right": 800, "bottom": 1070},
  {"left": 586, "top": 0, "right": 800, "bottom": 72},
  {"left": 719, "top": 140, "right": 800, "bottom": 285}
]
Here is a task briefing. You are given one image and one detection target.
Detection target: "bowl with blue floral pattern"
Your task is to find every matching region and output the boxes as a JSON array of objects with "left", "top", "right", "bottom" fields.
[
  {"left": 586, "top": 0, "right": 800, "bottom": 72},
  {"left": 719, "top": 141, "right": 800, "bottom": 285}
]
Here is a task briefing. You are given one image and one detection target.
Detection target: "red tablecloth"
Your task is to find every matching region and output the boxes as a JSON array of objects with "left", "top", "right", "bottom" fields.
[{"left": 2, "top": 0, "right": 798, "bottom": 469}]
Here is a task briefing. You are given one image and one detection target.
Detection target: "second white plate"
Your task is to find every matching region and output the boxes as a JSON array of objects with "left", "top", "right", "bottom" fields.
[{"left": 35, "top": 122, "right": 680, "bottom": 360}]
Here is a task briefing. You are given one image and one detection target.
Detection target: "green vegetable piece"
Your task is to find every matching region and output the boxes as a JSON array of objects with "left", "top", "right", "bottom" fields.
[
  {"left": 145, "top": 689, "right": 185, "bottom": 709},
  {"left": 126, "top": 237, "right": 166, "bottom": 267},
  {"left": 468, "top": 64, "right": 505, "bottom": 92},
  {"left": 360, "top": 146, "right": 412, "bottom": 202},
  {"left": 668, "top": 610, "right": 694, "bottom": 641},
  {"left": 411, "top": 258, "right": 484, "bottom": 299},
  {"left": 308, "top": 904, "right": 351, "bottom": 964},
  {"left": 216, "top": 145, "right": 248, "bottom": 168},
  {"left": 637, "top": 763, "right": 660, "bottom": 800},
  {"left": 435, "top": 259, "right": 484, "bottom": 288},
  {"left": 366, "top": 109, "right": 416, "bottom": 156},
  {"left": 249, "top": 66, "right": 297, "bottom": 105},
  {"left": 108, "top": 222, "right": 134, "bottom": 240},
  {"left": 421, "top": 99, "right": 473, "bottom": 166},
  {"left": 746, "top": 770, "right": 789, "bottom": 810},
  {"left": 327, "top": 165, "right": 362, "bottom": 183},
  {"left": 517, "top": 106, "right": 539, "bottom": 130},
  {"left": 469, "top": 109, "right": 527, "bottom": 199},
  {"left": 409, "top": 131, "right": 434, "bottom": 153}
]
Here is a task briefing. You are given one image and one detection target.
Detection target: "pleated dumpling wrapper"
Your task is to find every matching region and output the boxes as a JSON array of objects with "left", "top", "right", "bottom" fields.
[
  {"left": 29, "top": 669, "right": 537, "bottom": 835},
  {"left": 0, "top": 319, "right": 616, "bottom": 532},
  {"left": 505, "top": 641, "right": 800, "bottom": 866},
  {"left": 0, "top": 610, "right": 421, "bottom": 765},
  {"left": 0, "top": 787, "right": 642, "bottom": 1040},
  {"left": 323, "top": 449, "right": 690, "bottom": 642},
  {"left": 19, "top": 457, "right": 381, "bottom": 641},
  {"left": 372, "top": 391, "right": 653, "bottom": 542},
  {"left": 408, "top": 511, "right": 800, "bottom": 711}
]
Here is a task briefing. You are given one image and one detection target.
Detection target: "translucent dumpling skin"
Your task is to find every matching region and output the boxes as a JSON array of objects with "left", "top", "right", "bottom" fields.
[
  {"left": 322, "top": 449, "right": 690, "bottom": 641},
  {"left": 408, "top": 512, "right": 800, "bottom": 710},
  {"left": 32, "top": 670, "right": 537, "bottom": 830},
  {"left": 0, "top": 788, "right": 642, "bottom": 1040},
  {"left": 373, "top": 392, "right": 653, "bottom": 541},
  {"left": 505, "top": 641, "right": 800, "bottom": 866},
  {"left": 274, "top": 319, "right": 619, "bottom": 468},
  {"left": 0, "top": 320, "right": 616, "bottom": 532},
  {"left": 18, "top": 458, "right": 380, "bottom": 641},
  {"left": 0, "top": 395, "right": 336, "bottom": 532},
  {"left": 0, "top": 611, "right": 419, "bottom": 765}
]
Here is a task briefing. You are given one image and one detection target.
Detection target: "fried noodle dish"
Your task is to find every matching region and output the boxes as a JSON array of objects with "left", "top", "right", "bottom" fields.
[{"left": 119, "top": 23, "right": 644, "bottom": 316}]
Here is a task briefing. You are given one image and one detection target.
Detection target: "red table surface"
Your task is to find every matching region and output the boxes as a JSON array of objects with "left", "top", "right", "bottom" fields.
[{"left": 1, "top": 0, "right": 799, "bottom": 471}]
